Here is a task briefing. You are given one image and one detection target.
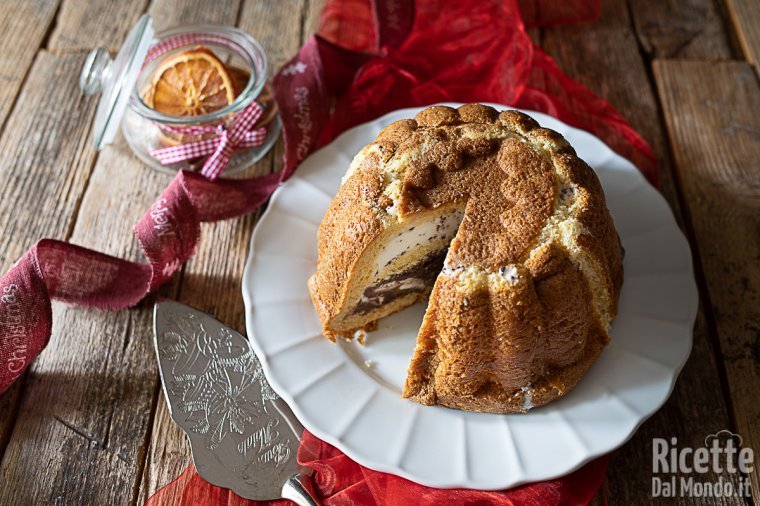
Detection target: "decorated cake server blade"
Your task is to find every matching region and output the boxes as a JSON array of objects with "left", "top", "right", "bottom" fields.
[{"left": 153, "top": 299, "right": 319, "bottom": 505}]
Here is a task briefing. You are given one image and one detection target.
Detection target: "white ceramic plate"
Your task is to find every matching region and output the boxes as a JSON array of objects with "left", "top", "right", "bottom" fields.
[{"left": 243, "top": 104, "right": 697, "bottom": 489}]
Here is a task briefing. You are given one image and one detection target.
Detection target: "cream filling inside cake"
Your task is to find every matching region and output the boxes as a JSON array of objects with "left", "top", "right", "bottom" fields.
[
  {"left": 352, "top": 208, "right": 464, "bottom": 315},
  {"left": 334, "top": 206, "right": 465, "bottom": 328},
  {"left": 373, "top": 210, "right": 463, "bottom": 276}
]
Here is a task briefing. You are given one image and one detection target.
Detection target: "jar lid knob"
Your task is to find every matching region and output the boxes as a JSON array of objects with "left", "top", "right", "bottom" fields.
[
  {"left": 80, "top": 47, "right": 112, "bottom": 96},
  {"left": 80, "top": 14, "right": 154, "bottom": 150}
]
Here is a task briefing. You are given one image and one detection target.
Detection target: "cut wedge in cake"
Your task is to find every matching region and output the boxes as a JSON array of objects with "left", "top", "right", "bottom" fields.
[
  {"left": 308, "top": 104, "right": 623, "bottom": 414},
  {"left": 312, "top": 202, "right": 465, "bottom": 337}
]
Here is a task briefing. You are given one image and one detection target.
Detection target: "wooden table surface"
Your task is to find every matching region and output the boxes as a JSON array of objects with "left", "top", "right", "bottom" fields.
[{"left": 0, "top": 0, "right": 757, "bottom": 504}]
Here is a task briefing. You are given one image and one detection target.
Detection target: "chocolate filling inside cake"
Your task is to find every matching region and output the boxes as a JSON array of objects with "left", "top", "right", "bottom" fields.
[{"left": 352, "top": 251, "right": 447, "bottom": 315}]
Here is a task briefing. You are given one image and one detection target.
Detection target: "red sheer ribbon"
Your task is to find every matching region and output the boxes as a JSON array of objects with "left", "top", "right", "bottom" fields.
[
  {"left": 146, "top": 430, "right": 610, "bottom": 506},
  {"left": 1, "top": 0, "right": 656, "bottom": 503}
]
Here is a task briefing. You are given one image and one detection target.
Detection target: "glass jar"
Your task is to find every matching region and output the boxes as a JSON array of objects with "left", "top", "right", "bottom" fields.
[{"left": 80, "top": 15, "right": 281, "bottom": 177}]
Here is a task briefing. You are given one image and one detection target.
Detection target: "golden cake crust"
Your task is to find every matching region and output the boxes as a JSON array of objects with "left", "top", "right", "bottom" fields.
[{"left": 308, "top": 104, "right": 623, "bottom": 413}]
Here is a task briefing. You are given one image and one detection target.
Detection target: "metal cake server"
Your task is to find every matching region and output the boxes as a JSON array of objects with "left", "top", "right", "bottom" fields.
[{"left": 153, "top": 299, "right": 319, "bottom": 505}]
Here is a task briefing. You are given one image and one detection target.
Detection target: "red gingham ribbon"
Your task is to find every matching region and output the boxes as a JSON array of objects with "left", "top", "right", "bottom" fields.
[
  {"left": 149, "top": 101, "right": 266, "bottom": 180},
  {"left": 144, "top": 33, "right": 239, "bottom": 65}
]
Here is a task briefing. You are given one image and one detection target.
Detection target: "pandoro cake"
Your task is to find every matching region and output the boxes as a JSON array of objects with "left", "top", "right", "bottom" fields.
[{"left": 308, "top": 104, "right": 623, "bottom": 413}]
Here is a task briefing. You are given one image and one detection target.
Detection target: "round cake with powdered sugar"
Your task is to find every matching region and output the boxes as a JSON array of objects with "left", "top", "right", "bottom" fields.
[{"left": 308, "top": 104, "right": 623, "bottom": 413}]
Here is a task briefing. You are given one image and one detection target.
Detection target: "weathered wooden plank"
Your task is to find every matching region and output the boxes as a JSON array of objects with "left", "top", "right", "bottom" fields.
[
  {"left": 97, "top": 0, "right": 246, "bottom": 504},
  {"left": 654, "top": 58, "right": 760, "bottom": 505},
  {"left": 0, "top": 134, "right": 179, "bottom": 503},
  {"left": 304, "top": 0, "right": 325, "bottom": 37},
  {"left": 0, "top": 379, "right": 22, "bottom": 460},
  {"left": 0, "top": 51, "right": 99, "bottom": 460},
  {"left": 141, "top": 7, "right": 246, "bottom": 500},
  {"left": 136, "top": 0, "right": 303, "bottom": 500},
  {"left": 542, "top": 1, "right": 746, "bottom": 504},
  {"left": 0, "top": 0, "right": 60, "bottom": 129},
  {"left": 0, "top": 52, "right": 98, "bottom": 268},
  {"left": 239, "top": 0, "right": 308, "bottom": 71},
  {"left": 725, "top": 0, "right": 760, "bottom": 68},
  {"left": 48, "top": 0, "right": 148, "bottom": 52},
  {"left": 136, "top": 393, "right": 193, "bottom": 506},
  {"left": 0, "top": 129, "right": 181, "bottom": 503},
  {"left": 629, "top": 0, "right": 734, "bottom": 59},
  {"left": 541, "top": 0, "right": 681, "bottom": 210},
  {"left": 149, "top": 0, "right": 241, "bottom": 28}
]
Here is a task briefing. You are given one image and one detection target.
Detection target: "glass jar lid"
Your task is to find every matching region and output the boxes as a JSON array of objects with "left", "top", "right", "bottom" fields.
[{"left": 80, "top": 14, "right": 154, "bottom": 150}]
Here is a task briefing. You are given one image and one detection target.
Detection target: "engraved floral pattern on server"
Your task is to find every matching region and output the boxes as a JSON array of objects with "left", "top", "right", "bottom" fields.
[{"left": 160, "top": 311, "right": 292, "bottom": 468}]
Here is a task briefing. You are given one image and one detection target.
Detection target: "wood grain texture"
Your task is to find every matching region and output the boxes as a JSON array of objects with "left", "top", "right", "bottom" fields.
[
  {"left": 654, "top": 59, "right": 760, "bottom": 505},
  {"left": 0, "top": 52, "right": 98, "bottom": 269},
  {"left": 58, "top": 0, "right": 246, "bottom": 502},
  {"left": 629, "top": 0, "right": 734, "bottom": 59},
  {"left": 2, "top": 1, "right": 246, "bottom": 502},
  {"left": 48, "top": 0, "right": 148, "bottom": 52},
  {"left": 304, "top": 0, "right": 325, "bottom": 38},
  {"left": 542, "top": 1, "right": 746, "bottom": 503},
  {"left": 0, "top": 378, "right": 22, "bottom": 462},
  {"left": 0, "top": 129, "right": 179, "bottom": 503},
  {"left": 239, "top": 0, "right": 308, "bottom": 72},
  {"left": 725, "top": 0, "right": 760, "bottom": 67},
  {"left": 136, "top": 394, "right": 192, "bottom": 506},
  {"left": 541, "top": 0, "right": 681, "bottom": 210},
  {"left": 148, "top": 0, "right": 241, "bottom": 28},
  {"left": 0, "top": 50, "right": 100, "bottom": 463},
  {"left": 0, "top": 0, "right": 60, "bottom": 130},
  {"left": 136, "top": 0, "right": 306, "bottom": 500}
]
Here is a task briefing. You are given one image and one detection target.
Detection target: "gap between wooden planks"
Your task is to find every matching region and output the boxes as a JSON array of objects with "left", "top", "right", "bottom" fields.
[{"left": 725, "top": 0, "right": 760, "bottom": 69}]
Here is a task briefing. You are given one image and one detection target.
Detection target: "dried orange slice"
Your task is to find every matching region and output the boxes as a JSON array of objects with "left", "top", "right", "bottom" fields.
[{"left": 148, "top": 47, "right": 236, "bottom": 116}]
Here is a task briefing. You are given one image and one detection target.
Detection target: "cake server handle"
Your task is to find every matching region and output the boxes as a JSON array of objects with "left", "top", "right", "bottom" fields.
[{"left": 281, "top": 473, "right": 321, "bottom": 505}]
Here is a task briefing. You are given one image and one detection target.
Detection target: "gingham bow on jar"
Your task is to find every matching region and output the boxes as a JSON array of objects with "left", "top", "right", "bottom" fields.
[{"left": 149, "top": 100, "right": 267, "bottom": 180}]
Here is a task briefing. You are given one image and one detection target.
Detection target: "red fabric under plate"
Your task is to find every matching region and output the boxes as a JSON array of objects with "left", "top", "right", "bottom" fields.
[
  {"left": 145, "top": 431, "right": 610, "bottom": 506},
  {"left": 315, "top": 0, "right": 655, "bottom": 183}
]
